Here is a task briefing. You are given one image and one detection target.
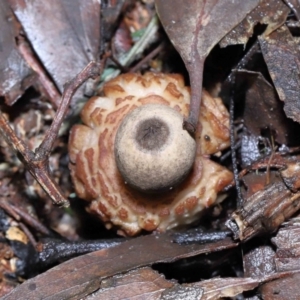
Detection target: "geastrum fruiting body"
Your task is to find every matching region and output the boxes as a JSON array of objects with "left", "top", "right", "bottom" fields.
[{"left": 68, "top": 73, "right": 233, "bottom": 236}]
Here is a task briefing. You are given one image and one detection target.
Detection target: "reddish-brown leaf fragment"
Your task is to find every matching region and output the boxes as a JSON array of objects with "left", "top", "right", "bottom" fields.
[
  {"left": 0, "top": 2, "right": 35, "bottom": 105},
  {"left": 2, "top": 233, "right": 237, "bottom": 300},
  {"left": 259, "top": 25, "right": 300, "bottom": 124},
  {"left": 87, "top": 268, "right": 298, "bottom": 300}
]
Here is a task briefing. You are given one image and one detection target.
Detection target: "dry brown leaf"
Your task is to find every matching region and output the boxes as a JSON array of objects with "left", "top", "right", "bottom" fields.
[
  {"left": 2, "top": 233, "right": 236, "bottom": 299},
  {"left": 220, "top": 0, "right": 290, "bottom": 48},
  {"left": 235, "top": 70, "right": 299, "bottom": 145},
  {"left": 8, "top": 0, "right": 101, "bottom": 107},
  {"left": 155, "top": 0, "right": 259, "bottom": 131},
  {"left": 0, "top": 2, "right": 35, "bottom": 105}
]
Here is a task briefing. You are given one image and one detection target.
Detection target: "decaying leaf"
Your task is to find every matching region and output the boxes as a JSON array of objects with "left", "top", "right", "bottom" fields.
[
  {"left": 155, "top": 0, "right": 259, "bottom": 131},
  {"left": 235, "top": 70, "right": 299, "bottom": 145},
  {"left": 259, "top": 25, "right": 300, "bottom": 124},
  {"left": 0, "top": 1, "right": 35, "bottom": 105},
  {"left": 7, "top": 0, "right": 101, "bottom": 107},
  {"left": 220, "top": 0, "right": 290, "bottom": 48}
]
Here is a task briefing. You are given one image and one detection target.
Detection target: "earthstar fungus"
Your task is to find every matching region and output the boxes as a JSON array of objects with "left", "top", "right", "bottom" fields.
[{"left": 68, "top": 73, "right": 233, "bottom": 236}]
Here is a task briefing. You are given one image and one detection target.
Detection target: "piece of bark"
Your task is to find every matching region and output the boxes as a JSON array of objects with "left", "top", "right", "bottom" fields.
[
  {"left": 226, "top": 175, "right": 300, "bottom": 241},
  {"left": 244, "top": 246, "right": 276, "bottom": 278}
]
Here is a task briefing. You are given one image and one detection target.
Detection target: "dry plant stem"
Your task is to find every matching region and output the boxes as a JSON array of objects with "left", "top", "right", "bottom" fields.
[
  {"left": 0, "top": 61, "right": 103, "bottom": 206},
  {"left": 17, "top": 35, "right": 61, "bottom": 108}
]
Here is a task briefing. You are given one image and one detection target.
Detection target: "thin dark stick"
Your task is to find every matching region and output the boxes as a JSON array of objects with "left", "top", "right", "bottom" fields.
[
  {"left": 224, "top": 40, "right": 259, "bottom": 85},
  {"left": 227, "top": 41, "right": 260, "bottom": 207},
  {"left": 229, "top": 72, "right": 243, "bottom": 207},
  {"left": 9, "top": 204, "right": 51, "bottom": 236},
  {"left": 129, "top": 43, "right": 165, "bottom": 73},
  {"left": 0, "top": 201, "right": 20, "bottom": 221},
  {"left": 36, "top": 61, "right": 102, "bottom": 158},
  {"left": 19, "top": 222, "right": 38, "bottom": 249},
  {"left": 0, "top": 201, "right": 38, "bottom": 247}
]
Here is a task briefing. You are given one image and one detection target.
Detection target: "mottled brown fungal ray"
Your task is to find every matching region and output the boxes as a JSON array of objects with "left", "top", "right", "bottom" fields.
[{"left": 69, "top": 73, "right": 233, "bottom": 236}]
